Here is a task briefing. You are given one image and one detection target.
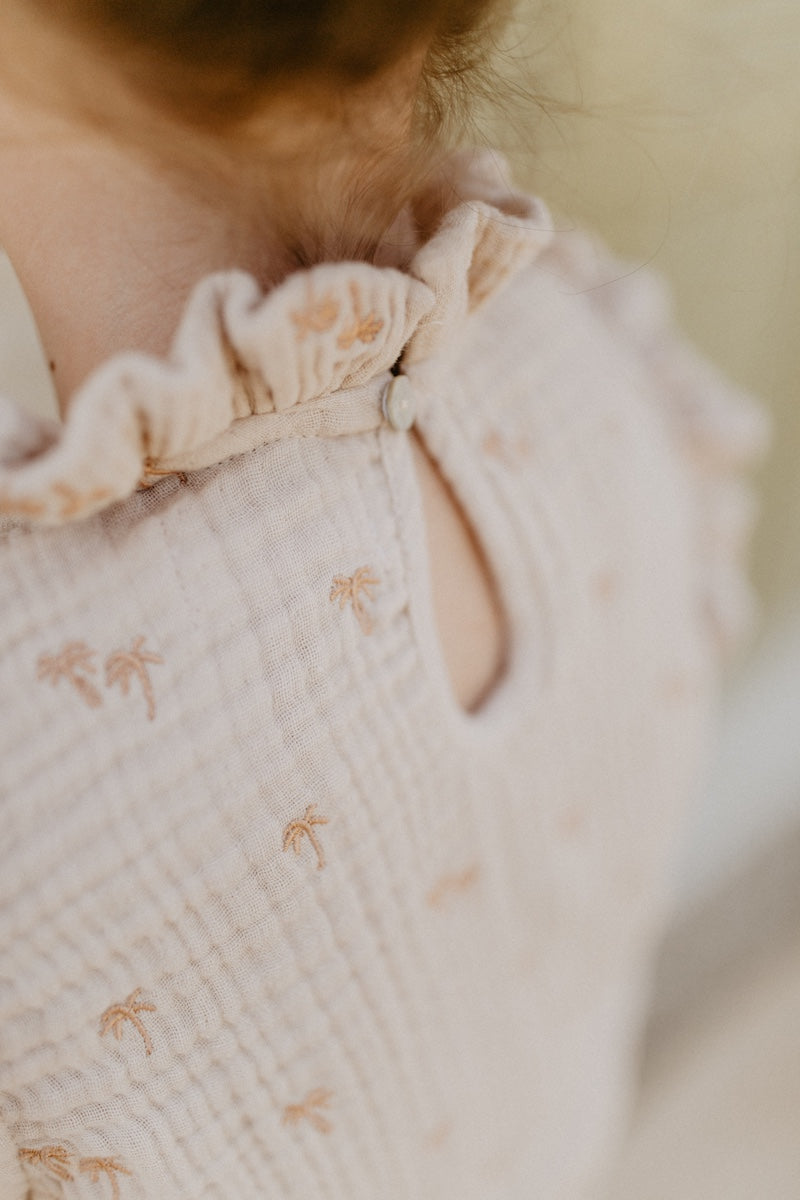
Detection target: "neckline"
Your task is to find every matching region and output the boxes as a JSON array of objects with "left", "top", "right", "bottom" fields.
[{"left": 0, "top": 149, "right": 554, "bottom": 530}]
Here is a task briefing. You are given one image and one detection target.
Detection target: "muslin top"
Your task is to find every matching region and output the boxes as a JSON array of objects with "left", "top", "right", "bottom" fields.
[{"left": 0, "top": 150, "right": 768, "bottom": 1200}]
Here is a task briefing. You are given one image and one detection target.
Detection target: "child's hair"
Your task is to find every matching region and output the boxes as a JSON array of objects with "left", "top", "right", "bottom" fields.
[
  {"left": 31, "top": 0, "right": 509, "bottom": 130},
  {"left": 13, "top": 0, "right": 519, "bottom": 269}
]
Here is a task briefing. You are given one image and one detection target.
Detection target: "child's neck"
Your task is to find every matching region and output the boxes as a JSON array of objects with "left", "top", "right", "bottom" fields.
[
  {"left": 0, "top": 93, "right": 421, "bottom": 415},
  {"left": 0, "top": 124, "right": 346, "bottom": 414}
]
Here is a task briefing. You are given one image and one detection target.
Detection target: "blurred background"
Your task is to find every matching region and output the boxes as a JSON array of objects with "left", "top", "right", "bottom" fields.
[
  {"left": 501, "top": 0, "right": 800, "bottom": 1194},
  {"left": 1, "top": 0, "right": 798, "bottom": 1192}
]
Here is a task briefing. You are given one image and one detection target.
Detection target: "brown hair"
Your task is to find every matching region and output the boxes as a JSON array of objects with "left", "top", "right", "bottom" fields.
[
  {"left": 35, "top": 0, "right": 509, "bottom": 128},
  {"left": 14, "top": 0, "right": 516, "bottom": 272}
]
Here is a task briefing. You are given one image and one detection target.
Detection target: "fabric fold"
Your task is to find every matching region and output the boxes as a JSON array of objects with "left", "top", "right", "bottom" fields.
[{"left": 0, "top": 150, "right": 553, "bottom": 527}]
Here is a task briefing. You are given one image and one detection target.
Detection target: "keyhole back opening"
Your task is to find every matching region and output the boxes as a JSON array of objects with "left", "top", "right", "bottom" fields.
[{"left": 408, "top": 428, "right": 507, "bottom": 715}]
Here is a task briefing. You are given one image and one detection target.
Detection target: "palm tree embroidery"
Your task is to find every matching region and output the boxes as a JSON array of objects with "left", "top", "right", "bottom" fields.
[
  {"left": 330, "top": 566, "right": 380, "bottom": 635},
  {"left": 37, "top": 641, "right": 102, "bottom": 708},
  {"left": 482, "top": 429, "right": 533, "bottom": 466},
  {"left": 337, "top": 313, "right": 384, "bottom": 350},
  {"left": 105, "top": 637, "right": 164, "bottom": 720},
  {"left": 559, "top": 805, "right": 587, "bottom": 837},
  {"left": 282, "top": 1088, "right": 334, "bottom": 1134},
  {"left": 291, "top": 293, "right": 340, "bottom": 341},
  {"left": 79, "top": 1157, "right": 131, "bottom": 1200},
  {"left": 19, "top": 1145, "right": 74, "bottom": 1181},
  {"left": 427, "top": 863, "right": 481, "bottom": 909},
  {"left": 426, "top": 1121, "right": 453, "bottom": 1150},
  {"left": 99, "top": 988, "right": 156, "bottom": 1056},
  {"left": 336, "top": 281, "right": 384, "bottom": 350},
  {"left": 283, "top": 804, "right": 329, "bottom": 870}
]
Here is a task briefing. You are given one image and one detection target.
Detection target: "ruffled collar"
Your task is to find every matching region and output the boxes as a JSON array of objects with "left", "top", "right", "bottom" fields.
[{"left": 0, "top": 150, "right": 553, "bottom": 527}]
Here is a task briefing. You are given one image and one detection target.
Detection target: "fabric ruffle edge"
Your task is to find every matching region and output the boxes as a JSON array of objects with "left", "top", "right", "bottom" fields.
[
  {"left": 549, "top": 230, "right": 771, "bottom": 659},
  {"left": 0, "top": 150, "right": 553, "bottom": 528}
]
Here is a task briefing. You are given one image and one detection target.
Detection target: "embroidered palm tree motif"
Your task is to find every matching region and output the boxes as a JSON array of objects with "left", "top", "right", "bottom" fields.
[
  {"left": 291, "top": 293, "right": 340, "bottom": 341},
  {"left": 558, "top": 805, "right": 587, "bottom": 837},
  {"left": 79, "top": 1157, "right": 131, "bottom": 1200},
  {"left": 282, "top": 1088, "right": 334, "bottom": 1133},
  {"left": 19, "top": 1145, "right": 74, "bottom": 1181},
  {"left": 337, "top": 314, "right": 384, "bottom": 350},
  {"left": 426, "top": 1121, "right": 453, "bottom": 1150},
  {"left": 592, "top": 569, "right": 618, "bottom": 601},
  {"left": 99, "top": 988, "right": 156, "bottom": 1056},
  {"left": 427, "top": 863, "right": 481, "bottom": 909},
  {"left": 53, "top": 482, "right": 112, "bottom": 519},
  {"left": 105, "top": 637, "right": 164, "bottom": 721},
  {"left": 482, "top": 429, "right": 533, "bottom": 466},
  {"left": 482, "top": 430, "right": 505, "bottom": 459},
  {"left": 37, "top": 641, "right": 102, "bottom": 709},
  {"left": 330, "top": 566, "right": 380, "bottom": 635},
  {"left": 283, "top": 804, "right": 329, "bottom": 871},
  {"left": 336, "top": 282, "right": 384, "bottom": 350}
]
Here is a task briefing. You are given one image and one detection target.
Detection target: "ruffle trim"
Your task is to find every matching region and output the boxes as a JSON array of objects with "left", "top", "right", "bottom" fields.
[
  {"left": 0, "top": 150, "right": 553, "bottom": 527},
  {"left": 548, "top": 229, "right": 772, "bottom": 658}
]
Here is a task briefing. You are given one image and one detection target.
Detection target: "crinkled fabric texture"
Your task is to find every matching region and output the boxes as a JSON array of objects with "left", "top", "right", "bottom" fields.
[{"left": 0, "top": 150, "right": 769, "bottom": 1200}]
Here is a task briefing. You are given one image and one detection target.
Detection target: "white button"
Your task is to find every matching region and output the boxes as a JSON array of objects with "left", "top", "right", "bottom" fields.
[{"left": 381, "top": 374, "right": 416, "bottom": 432}]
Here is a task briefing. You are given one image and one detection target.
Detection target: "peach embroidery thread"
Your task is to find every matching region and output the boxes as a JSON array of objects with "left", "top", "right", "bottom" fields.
[
  {"left": 282, "top": 1088, "right": 334, "bottom": 1134},
  {"left": 330, "top": 566, "right": 380, "bottom": 635},
  {"left": 559, "top": 805, "right": 588, "bottom": 837},
  {"left": 426, "top": 1121, "right": 452, "bottom": 1150},
  {"left": 291, "top": 293, "right": 340, "bottom": 341},
  {"left": 99, "top": 988, "right": 156, "bottom": 1056},
  {"left": 427, "top": 864, "right": 481, "bottom": 908},
  {"left": 37, "top": 641, "right": 102, "bottom": 709},
  {"left": 79, "top": 1156, "right": 131, "bottom": 1200},
  {"left": 592, "top": 569, "right": 618, "bottom": 602},
  {"left": 105, "top": 637, "right": 164, "bottom": 721},
  {"left": 283, "top": 804, "right": 329, "bottom": 870},
  {"left": 19, "top": 1145, "right": 74, "bottom": 1181},
  {"left": 336, "top": 282, "right": 384, "bottom": 350},
  {"left": 482, "top": 430, "right": 533, "bottom": 466}
]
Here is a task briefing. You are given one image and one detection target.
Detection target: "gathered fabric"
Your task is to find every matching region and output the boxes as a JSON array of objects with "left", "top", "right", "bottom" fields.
[
  {"left": 0, "top": 149, "right": 768, "bottom": 1200},
  {"left": 0, "top": 151, "right": 553, "bottom": 526}
]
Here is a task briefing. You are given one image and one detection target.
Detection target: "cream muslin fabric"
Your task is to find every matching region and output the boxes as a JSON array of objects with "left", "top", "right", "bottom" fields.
[{"left": 0, "top": 151, "right": 767, "bottom": 1200}]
